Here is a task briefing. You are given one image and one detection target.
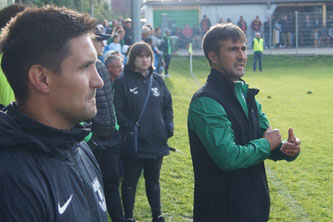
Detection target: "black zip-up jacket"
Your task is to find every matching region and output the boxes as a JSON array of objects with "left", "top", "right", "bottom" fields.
[
  {"left": 188, "top": 69, "right": 270, "bottom": 221},
  {"left": 0, "top": 104, "right": 108, "bottom": 222},
  {"left": 91, "top": 60, "right": 121, "bottom": 152},
  {"left": 113, "top": 66, "right": 174, "bottom": 158}
]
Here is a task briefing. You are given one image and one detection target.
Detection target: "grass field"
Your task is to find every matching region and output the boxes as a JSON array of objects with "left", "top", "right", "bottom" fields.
[{"left": 113, "top": 55, "right": 333, "bottom": 222}]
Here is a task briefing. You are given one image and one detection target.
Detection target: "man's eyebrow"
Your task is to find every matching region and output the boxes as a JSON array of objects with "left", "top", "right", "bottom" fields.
[{"left": 80, "top": 59, "right": 96, "bottom": 68}]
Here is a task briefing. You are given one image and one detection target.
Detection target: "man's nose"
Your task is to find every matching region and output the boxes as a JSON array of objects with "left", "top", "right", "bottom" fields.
[{"left": 91, "top": 66, "right": 104, "bottom": 89}]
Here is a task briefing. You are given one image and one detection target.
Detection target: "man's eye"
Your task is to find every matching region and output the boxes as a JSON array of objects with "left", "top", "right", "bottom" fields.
[{"left": 83, "top": 64, "right": 90, "bottom": 70}]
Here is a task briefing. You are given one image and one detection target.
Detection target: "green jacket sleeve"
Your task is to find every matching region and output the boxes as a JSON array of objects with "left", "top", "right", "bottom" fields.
[
  {"left": 0, "top": 54, "right": 15, "bottom": 106},
  {"left": 188, "top": 97, "right": 271, "bottom": 171},
  {"left": 256, "top": 100, "right": 298, "bottom": 162}
]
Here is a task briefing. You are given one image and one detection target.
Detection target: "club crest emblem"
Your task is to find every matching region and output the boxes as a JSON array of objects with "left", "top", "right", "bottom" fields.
[
  {"left": 151, "top": 87, "right": 160, "bottom": 97},
  {"left": 91, "top": 177, "right": 107, "bottom": 212}
]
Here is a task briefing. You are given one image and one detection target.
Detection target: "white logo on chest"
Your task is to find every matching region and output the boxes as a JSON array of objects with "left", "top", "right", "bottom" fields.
[
  {"left": 151, "top": 87, "right": 160, "bottom": 97},
  {"left": 58, "top": 194, "right": 73, "bottom": 215},
  {"left": 130, "top": 87, "right": 138, "bottom": 94},
  {"left": 91, "top": 177, "right": 107, "bottom": 212}
]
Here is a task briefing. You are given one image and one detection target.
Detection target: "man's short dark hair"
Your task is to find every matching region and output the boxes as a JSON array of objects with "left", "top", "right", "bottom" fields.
[
  {"left": 0, "top": 4, "right": 26, "bottom": 28},
  {"left": 126, "top": 42, "right": 154, "bottom": 70},
  {"left": 0, "top": 5, "right": 96, "bottom": 102},
  {"left": 202, "top": 23, "right": 247, "bottom": 66}
]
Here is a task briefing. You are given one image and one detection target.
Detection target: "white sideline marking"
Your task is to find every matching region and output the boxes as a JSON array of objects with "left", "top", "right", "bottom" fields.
[
  {"left": 189, "top": 71, "right": 201, "bottom": 86},
  {"left": 266, "top": 165, "right": 310, "bottom": 221}
]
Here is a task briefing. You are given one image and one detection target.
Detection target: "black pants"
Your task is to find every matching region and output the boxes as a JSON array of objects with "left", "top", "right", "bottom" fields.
[
  {"left": 253, "top": 51, "right": 262, "bottom": 71},
  {"left": 121, "top": 157, "right": 163, "bottom": 219},
  {"left": 96, "top": 147, "right": 124, "bottom": 222},
  {"left": 163, "top": 54, "right": 171, "bottom": 74}
]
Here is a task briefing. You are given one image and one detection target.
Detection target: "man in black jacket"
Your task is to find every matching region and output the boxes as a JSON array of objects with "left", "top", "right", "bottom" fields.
[
  {"left": 188, "top": 24, "right": 301, "bottom": 221},
  {"left": 0, "top": 6, "right": 107, "bottom": 222},
  {"left": 114, "top": 42, "right": 173, "bottom": 222},
  {"left": 90, "top": 27, "right": 125, "bottom": 222}
]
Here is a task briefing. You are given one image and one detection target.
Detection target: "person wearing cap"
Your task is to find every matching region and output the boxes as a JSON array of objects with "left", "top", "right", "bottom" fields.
[
  {"left": 89, "top": 27, "right": 125, "bottom": 222},
  {"left": 252, "top": 32, "right": 264, "bottom": 72},
  {"left": 124, "top": 18, "right": 133, "bottom": 45},
  {"left": 161, "top": 29, "right": 172, "bottom": 76}
]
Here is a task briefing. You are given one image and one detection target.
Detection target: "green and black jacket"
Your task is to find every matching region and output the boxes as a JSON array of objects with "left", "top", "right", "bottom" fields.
[{"left": 188, "top": 68, "right": 296, "bottom": 222}]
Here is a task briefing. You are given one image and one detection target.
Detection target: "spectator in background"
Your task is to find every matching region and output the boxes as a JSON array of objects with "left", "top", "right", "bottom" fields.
[
  {"left": 302, "top": 15, "right": 313, "bottom": 46},
  {"left": 142, "top": 26, "right": 151, "bottom": 40},
  {"left": 327, "top": 16, "right": 333, "bottom": 28},
  {"left": 328, "top": 23, "right": 333, "bottom": 45},
  {"left": 182, "top": 24, "right": 193, "bottom": 48},
  {"left": 218, "top": 18, "right": 225, "bottom": 24},
  {"left": 110, "top": 19, "right": 119, "bottom": 34},
  {"left": 313, "top": 17, "right": 321, "bottom": 47},
  {"left": 161, "top": 29, "right": 172, "bottom": 77},
  {"left": 102, "top": 19, "right": 111, "bottom": 34},
  {"left": 192, "top": 25, "right": 201, "bottom": 49},
  {"left": 264, "top": 16, "right": 272, "bottom": 48},
  {"left": 274, "top": 17, "right": 282, "bottom": 47},
  {"left": 105, "top": 55, "right": 123, "bottom": 82},
  {"left": 200, "top": 15, "right": 211, "bottom": 36},
  {"left": 280, "top": 15, "right": 291, "bottom": 47},
  {"left": 114, "top": 42, "right": 174, "bottom": 222},
  {"left": 251, "top": 15, "right": 262, "bottom": 37},
  {"left": 144, "top": 37, "right": 164, "bottom": 74},
  {"left": 226, "top": 18, "right": 233, "bottom": 24},
  {"left": 151, "top": 27, "right": 163, "bottom": 49},
  {"left": 0, "top": 4, "right": 26, "bottom": 107},
  {"left": 146, "top": 24, "right": 155, "bottom": 37},
  {"left": 108, "top": 33, "right": 122, "bottom": 53},
  {"left": 252, "top": 32, "right": 264, "bottom": 72},
  {"left": 319, "top": 23, "right": 329, "bottom": 47},
  {"left": 124, "top": 18, "right": 133, "bottom": 45},
  {"left": 237, "top": 16, "right": 247, "bottom": 35}
]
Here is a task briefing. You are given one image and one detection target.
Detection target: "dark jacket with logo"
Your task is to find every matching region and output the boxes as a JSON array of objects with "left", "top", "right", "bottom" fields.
[
  {"left": 113, "top": 66, "right": 173, "bottom": 158},
  {"left": 0, "top": 104, "right": 108, "bottom": 222},
  {"left": 188, "top": 69, "right": 270, "bottom": 222},
  {"left": 91, "top": 60, "right": 122, "bottom": 152}
]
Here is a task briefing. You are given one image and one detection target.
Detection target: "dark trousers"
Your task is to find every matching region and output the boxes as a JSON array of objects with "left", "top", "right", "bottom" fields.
[
  {"left": 163, "top": 54, "right": 171, "bottom": 74},
  {"left": 96, "top": 148, "right": 124, "bottom": 222},
  {"left": 121, "top": 157, "right": 163, "bottom": 219},
  {"left": 253, "top": 51, "right": 262, "bottom": 71}
]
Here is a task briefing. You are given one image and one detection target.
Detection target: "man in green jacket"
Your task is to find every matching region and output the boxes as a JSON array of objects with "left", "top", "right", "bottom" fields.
[
  {"left": 0, "top": 4, "right": 26, "bottom": 106},
  {"left": 188, "top": 23, "right": 301, "bottom": 221}
]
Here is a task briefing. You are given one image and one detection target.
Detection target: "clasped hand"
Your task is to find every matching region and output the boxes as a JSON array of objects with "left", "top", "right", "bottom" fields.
[{"left": 263, "top": 127, "right": 301, "bottom": 157}]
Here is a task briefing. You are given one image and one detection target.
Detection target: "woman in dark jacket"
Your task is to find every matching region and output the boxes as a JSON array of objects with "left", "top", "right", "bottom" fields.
[{"left": 114, "top": 42, "right": 174, "bottom": 222}]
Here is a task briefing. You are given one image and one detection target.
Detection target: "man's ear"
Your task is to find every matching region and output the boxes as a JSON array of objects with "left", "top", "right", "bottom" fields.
[
  {"left": 28, "top": 65, "right": 51, "bottom": 94},
  {"left": 208, "top": 51, "right": 218, "bottom": 65}
]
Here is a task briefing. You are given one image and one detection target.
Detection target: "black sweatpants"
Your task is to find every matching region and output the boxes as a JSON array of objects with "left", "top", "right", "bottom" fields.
[
  {"left": 121, "top": 157, "right": 163, "bottom": 219},
  {"left": 163, "top": 54, "right": 171, "bottom": 75},
  {"left": 95, "top": 146, "right": 124, "bottom": 222}
]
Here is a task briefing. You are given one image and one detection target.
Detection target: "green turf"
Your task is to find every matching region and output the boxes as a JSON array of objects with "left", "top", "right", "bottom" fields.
[{"left": 112, "top": 55, "right": 333, "bottom": 222}]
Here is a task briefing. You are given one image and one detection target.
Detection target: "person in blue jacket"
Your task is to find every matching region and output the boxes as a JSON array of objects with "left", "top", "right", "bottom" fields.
[{"left": 0, "top": 6, "right": 107, "bottom": 222}]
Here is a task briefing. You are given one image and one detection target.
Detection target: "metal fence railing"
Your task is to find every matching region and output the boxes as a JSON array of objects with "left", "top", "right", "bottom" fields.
[{"left": 159, "top": 11, "right": 333, "bottom": 55}]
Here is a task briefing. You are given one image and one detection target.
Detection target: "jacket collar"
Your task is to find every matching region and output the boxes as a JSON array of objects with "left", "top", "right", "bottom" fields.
[{"left": 0, "top": 103, "right": 90, "bottom": 157}]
